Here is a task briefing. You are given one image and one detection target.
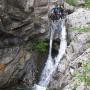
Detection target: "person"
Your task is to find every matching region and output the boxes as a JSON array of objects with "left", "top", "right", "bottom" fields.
[
  {"left": 49, "top": 2, "right": 64, "bottom": 21},
  {"left": 50, "top": 2, "right": 61, "bottom": 21},
  {"left": 59, "top": 4, "right": 64, "bottom": 19}
]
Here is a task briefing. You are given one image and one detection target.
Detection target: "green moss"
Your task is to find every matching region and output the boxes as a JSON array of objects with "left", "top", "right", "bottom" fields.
[
  {"left": 75, "top": 57, "right": 90, "bottom": 85},
  {"left": 72, "top": 27, "right": 90, "bottom": 32},
  {"left": 66, "top": 0, "right": 76, "bottom": 6},
  {"left": 33, "top": 40, "right": 48, "bottom": 53},
  {"left": 85, "top": 0, "right": 90, "bottom": 8},
  {"left": 66, "top": 0, "right": 90, "bottom": 8},
  {"left": 24, "top": 39, "right": 48, "bottom": 53}
]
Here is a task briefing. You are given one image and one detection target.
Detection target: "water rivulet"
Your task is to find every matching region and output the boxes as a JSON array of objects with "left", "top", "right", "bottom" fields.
[{"left": 32, "top": 19, "right": 67, "bottom": 90}]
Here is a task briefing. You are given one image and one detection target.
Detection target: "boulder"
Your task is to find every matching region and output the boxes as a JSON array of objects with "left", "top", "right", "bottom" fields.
[
  {"left": 76, "top": 0, "right": 85, "bottom": 6},
  {"left": 66, "top": 8, "right": 90, "bottom": 28},
  {"left": 64, "top": 2, "right": 74, "bottom": 11}
]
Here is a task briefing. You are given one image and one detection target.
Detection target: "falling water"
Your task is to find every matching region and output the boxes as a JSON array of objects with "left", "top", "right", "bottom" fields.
[{"left": 32, "top": 19, "right": 67, "bottom": 90}]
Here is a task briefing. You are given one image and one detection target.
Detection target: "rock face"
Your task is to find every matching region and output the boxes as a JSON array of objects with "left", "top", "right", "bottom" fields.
[
  {"left": 35, "top": 0, "right": 48, "bottom": 7},
  {"left": 0, "top": 0, "right": 48, "bottom": 89},
  {"left": 0, "top": 47, "right": 36, "bottom": 88},
  {"left": 0, "top": 0, "right": 90, "bottom": 90},
  {"left": 66, "top": 8, "right": 90, "bottom": 28},
  {"left": 48, "top": 3, "right": 90, "bottom": 90},
  {"left": 48, "top": 32, "right": 90, "bottom": 90},
  {"left": 0, "top": 0, "right": 48, "bottom": 42}
]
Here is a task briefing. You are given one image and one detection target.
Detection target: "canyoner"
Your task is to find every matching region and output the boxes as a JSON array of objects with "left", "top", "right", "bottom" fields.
[
  {"left": 32, "top": 0, "right": 67, "bottom": 90},
  {"left": 48, "top": 0, "right": 65, "bottom": 21}
]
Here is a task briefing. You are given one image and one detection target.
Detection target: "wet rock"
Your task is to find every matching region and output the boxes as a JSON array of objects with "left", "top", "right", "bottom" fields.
[
  {"left": 21, "top": 59, "right": 36, "bottom": 87},
  {"left": 0, "top": 47, "right": 36, "bottom": 88},
  {"left": 0, "top": 0, "right": 48, "bottom": 89},
  {"left": 49, "top": 47, "right": 90, "bottom": 90},
  {"left": 0, "top": 0, "right": 49, "bottom": 42},
  {"left": 48, "top": 31, "right": 90, "bottom": 90}
]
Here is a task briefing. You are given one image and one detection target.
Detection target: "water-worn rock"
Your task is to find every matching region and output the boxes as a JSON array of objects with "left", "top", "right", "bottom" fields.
[
  {"left": 49, "top": 48, "right": 90, "bottom": 90},
  {"left": 0, "top": 0, "right": 48, "bottom": 43},
  {"left": 1, "top": 0, "right": 90, "bottom": 90},
  {"left": 66, "top": 8, "right": 90, "bottom": 28},
  {"left": 0, "top": 0, "right": 49, "bottom": 88},
  {"left": 48, "top": 31, "right": 90, "bottom": 90},
  {"left": 0, "top": 47, "right": 36, "bottom": 88}
]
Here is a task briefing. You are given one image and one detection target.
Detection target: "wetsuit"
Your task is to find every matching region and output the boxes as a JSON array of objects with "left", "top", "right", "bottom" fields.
[{"left": 51, "top": 6, "right": 60, "bottom": 21}]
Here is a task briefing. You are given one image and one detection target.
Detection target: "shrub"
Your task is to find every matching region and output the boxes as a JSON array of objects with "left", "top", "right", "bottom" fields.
[
  {"left": 32, "top": 40, "right": 48, "bottom": 53},
  {"left": 75, "top": 58, "right": 90, "bottom": 85},
  {"left": 85, "top": 0, "right": 90, "bottom": 8},
  {"left": 23, "top": 39, "right": 48, "bottom": 53}
]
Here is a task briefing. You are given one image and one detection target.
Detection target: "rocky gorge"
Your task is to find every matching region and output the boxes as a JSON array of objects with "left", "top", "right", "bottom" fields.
[{"left": 0, "top": 0, "right": 90, "bottom": 90}]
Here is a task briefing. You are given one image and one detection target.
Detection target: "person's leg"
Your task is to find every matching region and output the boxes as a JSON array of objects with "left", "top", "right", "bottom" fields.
[{"left": 61, "top": 12, "right": 64, "bottom": 19}]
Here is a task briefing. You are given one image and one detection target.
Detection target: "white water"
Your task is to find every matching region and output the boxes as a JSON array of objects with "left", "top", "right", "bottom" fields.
[{"left": 32, "top": 19, "right": 67, "bottom": 90}]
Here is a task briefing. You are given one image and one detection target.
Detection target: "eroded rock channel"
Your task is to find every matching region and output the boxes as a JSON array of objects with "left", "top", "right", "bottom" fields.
[{"left": 0, "top": 0, "right": 90, "bottom": 90}]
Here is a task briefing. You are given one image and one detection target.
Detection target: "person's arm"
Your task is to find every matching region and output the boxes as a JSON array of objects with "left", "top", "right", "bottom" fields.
[{"left": 51, "top": 8, "right": 54, "bottom": 13}]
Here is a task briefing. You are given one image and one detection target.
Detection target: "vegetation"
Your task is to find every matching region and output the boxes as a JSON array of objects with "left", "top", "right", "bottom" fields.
[
  {"left": 66, "top": 0, "right": 90, "bottom": 8},
  {"left": 72, "top": 27, "right": 90, "bottom": 32},
  {"left": 66, "top": 0, "right": 76, "bottom": 6},
  {"left": 32, "top": 40, "right": 48, "bottom": 53},
  {"left": 86, "top": 43, "right": 90, "bottom": 48},
  {"left": 85, "top": 0, "right": 90, "bottom": 8},
  {"left": 25, "top": 39, "right": 48, "bottom": 53},
  {"left": 75, "top": 58, "right": 90, "bottom": 86}
]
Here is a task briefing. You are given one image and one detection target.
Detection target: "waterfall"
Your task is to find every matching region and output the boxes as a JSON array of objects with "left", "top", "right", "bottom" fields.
[
  {"left": 32, "top": 19, "right": 67, "bottom": 90},
  {"left": 48, "top": 22, "right": 55, "bottom": 58}
]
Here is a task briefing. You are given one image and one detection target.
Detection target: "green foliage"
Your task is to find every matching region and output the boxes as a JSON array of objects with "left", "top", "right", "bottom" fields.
[
  {"left": 66, "top": 0, "right": 90, "bottom": 8},
  {"left": 75, "top": 61, "right": 90, "bottom": 85},
  {"left": 85, "top": 0, "right": 90, "bottom": 8},
  {"left": 72, "top": 27, "right": 90, "bottom": 32},
  {"left": 32, "top": 40, "right": 48, "bottom": 53},
  {"left": 23, "top": 39, "right": 48, "bottom": 53},
  {"left": 66, "top": 0, "right": 76, "bottom": 6}
]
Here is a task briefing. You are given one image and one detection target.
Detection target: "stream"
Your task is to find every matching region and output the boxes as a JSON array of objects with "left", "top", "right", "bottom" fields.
[{"left": 32, "top": 19, "right": 67, "bottom": 90}]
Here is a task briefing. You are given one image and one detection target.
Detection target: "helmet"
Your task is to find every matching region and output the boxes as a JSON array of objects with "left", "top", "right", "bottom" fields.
[
  {"left": 60, "top": 4, "right": 64, "bottom": 9},
  {"left": 54, "top": 2, "right": 58, "bottom": 6}
]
